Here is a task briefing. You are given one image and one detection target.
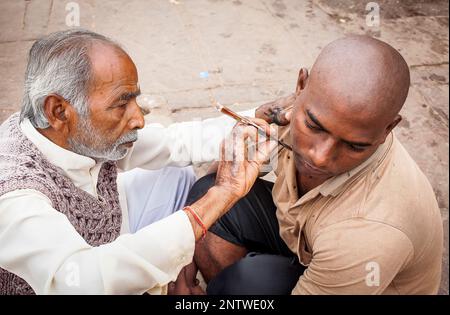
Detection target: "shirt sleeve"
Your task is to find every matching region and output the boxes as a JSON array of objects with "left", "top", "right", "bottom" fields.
[
  {"left": 0, "top": 189, "right": 195, "bottom": 295},
  {"left": 293, "top": 219, "right": 414, "bottom": 295},
  {"left": 117, "top": 108, "right": 256, "bottom": 171}
]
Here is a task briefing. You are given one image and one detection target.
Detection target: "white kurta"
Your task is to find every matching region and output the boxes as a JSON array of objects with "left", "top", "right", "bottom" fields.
[{"left": 0, "top": 109, "right": 254, "bottom": 294}]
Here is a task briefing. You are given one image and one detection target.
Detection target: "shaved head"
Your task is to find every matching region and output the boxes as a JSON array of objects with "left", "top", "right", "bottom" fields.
[
  {"left": 309, "top": 35, "right": 410, "bottom": 128},
  {"left": 290, "top": 36, "right": 411, "bottom": 192}
]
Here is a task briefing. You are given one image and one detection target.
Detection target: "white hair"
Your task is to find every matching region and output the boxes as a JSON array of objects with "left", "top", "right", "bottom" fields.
[{"left": 20, "top": 29, "right": 122, "bottom": 128}]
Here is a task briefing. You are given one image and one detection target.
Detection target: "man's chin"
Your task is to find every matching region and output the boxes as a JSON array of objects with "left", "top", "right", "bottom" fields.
[
  {"left": 293, "top": 155, "right": 333, "bottom": 178},
  {"left": 108, "top": 147, "right": 130, "bottom": 161},
  {"left": 91, "top": 147, "right": 130, "bottom": 162}
]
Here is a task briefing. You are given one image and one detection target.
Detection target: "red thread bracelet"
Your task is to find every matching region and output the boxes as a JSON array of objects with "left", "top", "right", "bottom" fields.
[{"left": 184, "top": 205, "right": 207, "bottom": 240}]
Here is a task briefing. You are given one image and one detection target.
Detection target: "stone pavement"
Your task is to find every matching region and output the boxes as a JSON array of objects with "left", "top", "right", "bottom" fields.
[{"left": 0, "top": 0, "right": 448, "bottom": 294}]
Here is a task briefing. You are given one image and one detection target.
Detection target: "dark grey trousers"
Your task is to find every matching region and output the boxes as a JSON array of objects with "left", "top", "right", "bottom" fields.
[{"left": 186, "top": 173, "right": 305, "bottom": 295}]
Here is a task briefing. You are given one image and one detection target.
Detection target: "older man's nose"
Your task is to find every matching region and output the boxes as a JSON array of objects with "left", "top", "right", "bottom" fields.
[{"left": 128, "top": 101, "right": 145, "bottom": 130}]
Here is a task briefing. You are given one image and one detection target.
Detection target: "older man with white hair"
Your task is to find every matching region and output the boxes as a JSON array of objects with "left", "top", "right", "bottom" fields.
[{"left": 0, "top": 29, "right": 278, "bottom": 294}]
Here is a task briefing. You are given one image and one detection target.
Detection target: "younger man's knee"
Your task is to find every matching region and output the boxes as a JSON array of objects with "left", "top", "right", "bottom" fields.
[
  {"left": 206, "top": 253, "right": 303, "bottom": 295},
  {"left": 206, "top": 254, "right": 258, "bottom": 295}
]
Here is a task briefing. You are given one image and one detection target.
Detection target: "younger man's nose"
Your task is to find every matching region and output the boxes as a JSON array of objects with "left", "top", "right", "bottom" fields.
[{"left": 310, "top": 138, "right": 335, "bottom": 168}]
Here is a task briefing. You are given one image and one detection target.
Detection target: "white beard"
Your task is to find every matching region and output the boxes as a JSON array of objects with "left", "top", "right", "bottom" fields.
[{"left": 68, "top": 116, "right": 138, "bottom": 162}]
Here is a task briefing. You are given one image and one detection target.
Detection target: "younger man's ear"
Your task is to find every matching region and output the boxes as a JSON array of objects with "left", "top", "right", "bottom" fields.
[
  {"left": 295, "top": 67, "right": 309, "bottom": 95},
  {"left": 386, "top": 114, "right": 402, "bottom": 133},
  {"left": 381, "top": 114, "right": 402, "bottom": 143},
  {"left": 43, "top": 94, "right": 72, "bottom": 131}
]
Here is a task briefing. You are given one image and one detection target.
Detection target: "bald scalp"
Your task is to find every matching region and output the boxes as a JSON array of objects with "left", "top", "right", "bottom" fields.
[{"left": 308, "top": 35, "right": 410, "bottom": 126}]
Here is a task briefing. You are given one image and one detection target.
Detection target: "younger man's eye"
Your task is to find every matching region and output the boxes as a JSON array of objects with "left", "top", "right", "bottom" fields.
[
  {"left": 347, "top": 143, "right": 366, "bottom": 152},
  {"left": 304, "top": 120, "right": 321, "bottom": 131}
]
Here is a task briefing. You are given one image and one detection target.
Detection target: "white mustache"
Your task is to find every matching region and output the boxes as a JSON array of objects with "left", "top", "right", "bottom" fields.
[{"left": 117, "top": 131, "right": 138, "bottom": 145}]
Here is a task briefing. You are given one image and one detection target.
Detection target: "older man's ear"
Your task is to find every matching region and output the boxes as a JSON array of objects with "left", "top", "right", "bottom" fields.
[{"left": 42, "top": 94, "right": 74, "bottom": 132}]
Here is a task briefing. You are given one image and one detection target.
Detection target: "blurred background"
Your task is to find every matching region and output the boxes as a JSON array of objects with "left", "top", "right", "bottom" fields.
[{"left": 0, "top": 0, "right": 448, "bottom": 294}]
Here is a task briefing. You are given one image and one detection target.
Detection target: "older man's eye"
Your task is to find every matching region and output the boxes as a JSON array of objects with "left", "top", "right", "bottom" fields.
[{"left": 116, "top": 102, "right": 128, "bottom": 108}]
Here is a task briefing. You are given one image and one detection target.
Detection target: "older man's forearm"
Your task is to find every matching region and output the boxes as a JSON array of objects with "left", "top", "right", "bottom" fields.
[{"left": 183, "top": 186, "right": 238, "bottom": 241}]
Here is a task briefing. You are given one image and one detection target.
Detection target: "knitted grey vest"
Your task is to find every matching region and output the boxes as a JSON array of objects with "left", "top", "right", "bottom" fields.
[{"left": 0, "top": 113, "right": 122, "bottom": 295}]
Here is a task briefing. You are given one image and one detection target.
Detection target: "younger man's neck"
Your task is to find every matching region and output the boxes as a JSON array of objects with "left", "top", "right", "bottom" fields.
[{"left": 295, "top": 171, "right": 331, "bottom": 196}]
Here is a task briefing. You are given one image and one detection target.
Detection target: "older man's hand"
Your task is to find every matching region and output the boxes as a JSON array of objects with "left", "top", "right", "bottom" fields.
[
  {"left": 255, "top": 93, "right": 295, "bottom": 126},
  {"left": 255, "top": 67, "right": 308, "bottom": 125},
  {"left": 183, "top": 120, "right": 276, "bottom": 242},
  {"left": 214, "top": 118, "right": 277, "bottom": 202}
]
